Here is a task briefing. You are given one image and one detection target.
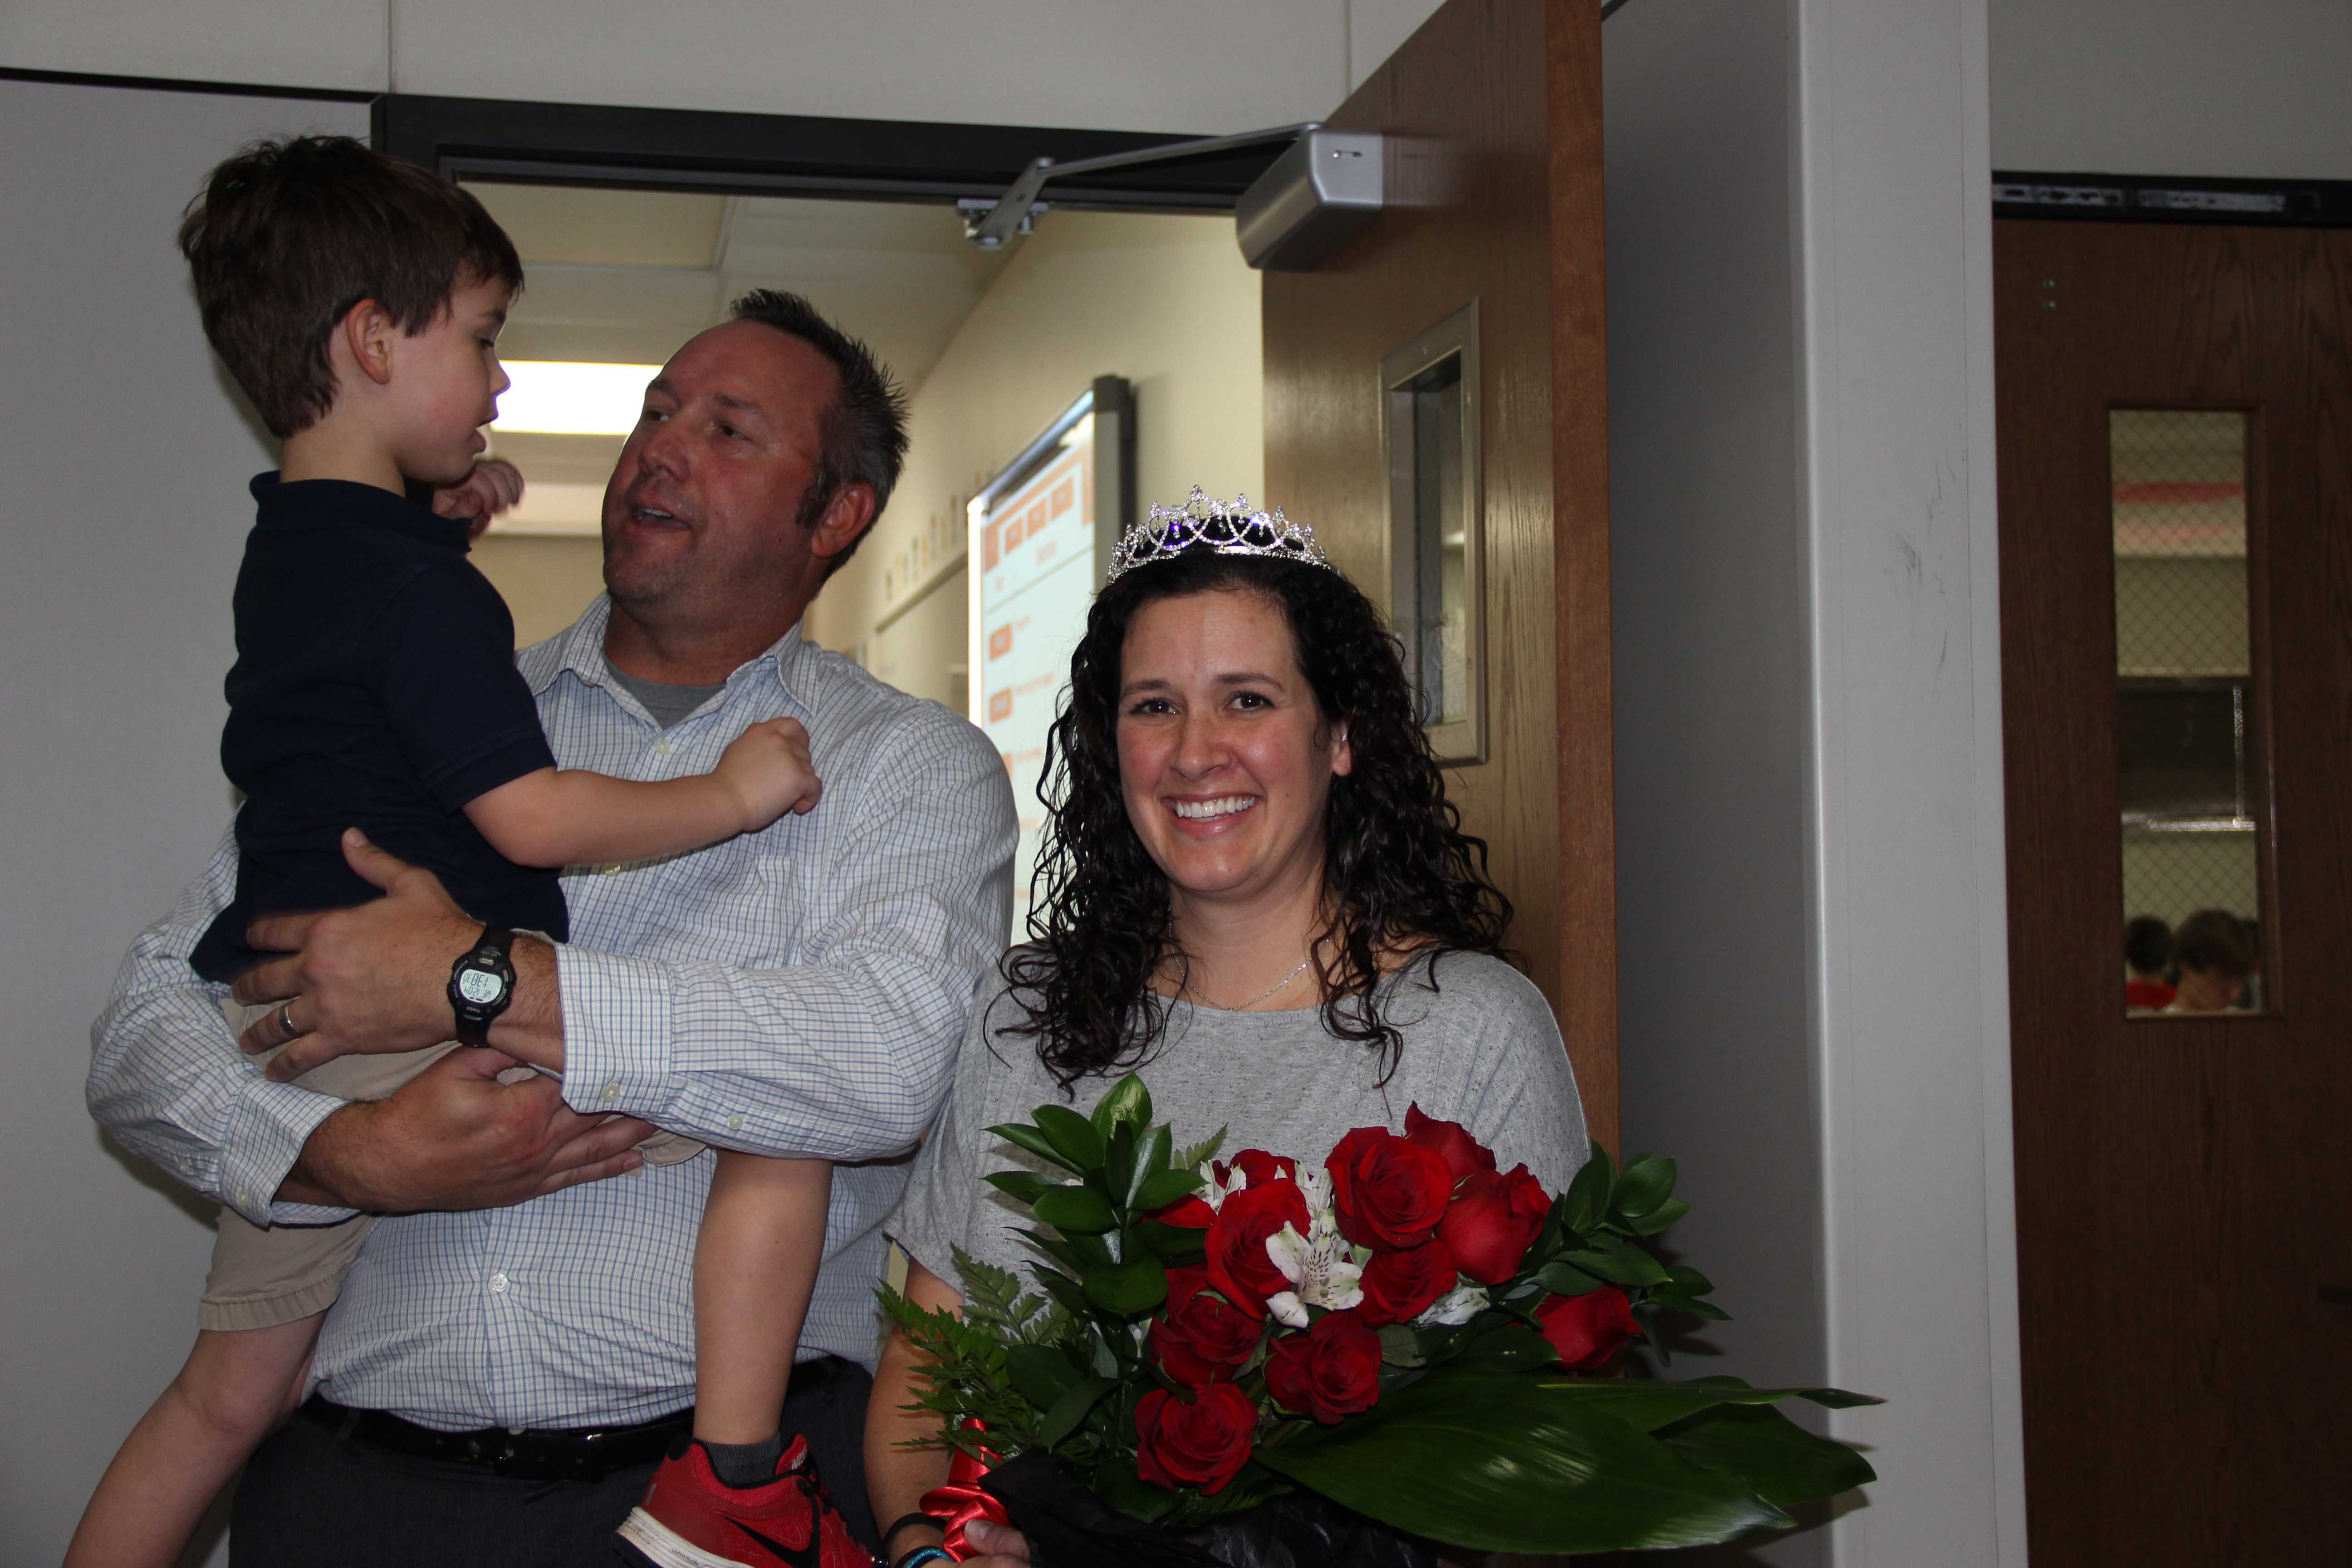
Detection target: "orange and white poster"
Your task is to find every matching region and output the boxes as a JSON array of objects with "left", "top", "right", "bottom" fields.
[{"left": 972, "top": 425, "right": 1098, "bottom": 921}]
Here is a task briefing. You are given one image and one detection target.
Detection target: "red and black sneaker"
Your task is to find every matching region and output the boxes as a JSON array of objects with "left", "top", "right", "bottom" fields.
[{"left": 617, "top": 1436, "right": 876, "bottom": 1568}]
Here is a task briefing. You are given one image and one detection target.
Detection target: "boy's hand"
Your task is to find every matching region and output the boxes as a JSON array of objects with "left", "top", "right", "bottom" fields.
[
  {"left": 713, "top": 717, "right": 822, "bottom": 833},
  {"left": 432, "top": 457, "right": 525, "bottom": 541}
]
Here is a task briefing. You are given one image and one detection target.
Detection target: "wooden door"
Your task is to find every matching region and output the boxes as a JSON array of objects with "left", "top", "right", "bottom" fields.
[
  {"left": 1262, "top": 0, "right": 1615, "bottom": 1148},
  {"left": 1997, "top": 219, "right": 2352, "bottom": 1561}
]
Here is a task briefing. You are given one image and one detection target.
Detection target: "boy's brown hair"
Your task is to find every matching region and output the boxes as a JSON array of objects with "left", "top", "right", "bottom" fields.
[{"left": 178, "top": 136, "right": 523, "bottom": 437}]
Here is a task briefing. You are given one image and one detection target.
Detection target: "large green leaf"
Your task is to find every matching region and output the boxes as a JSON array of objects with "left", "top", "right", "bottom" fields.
[
  {"left": 1090, "top": 1073, "right": 1153, "bottom": 1137},
  {"left": 1254, "top": 1372, "right": 1790, "bottom": 1552},
  {"left": 1628, "top": 1196, "right": 1693, "bottom": 1236},
  {"left": 989, "top": 1122, "right": 1081, "bottom": 1174},
  {"left": 1029, "top": 1105, "right": 1107, "bottom": 1169},
  {"left": 1101, "top": 1123, "right": 1140, "bottom": 1213},
  {"left": 1031, "top": 1185, "right": 1118, "bottom": 1235},
  {"left": 1562, "top": 1147, "right": 1614, "bottom": 1235},
  {"left": 1129, "top": 1124, "right": 1173, "bottom": 1207},
  {"left": 1612, "top": 1154, "right": 1677, "bottom": 1220},
  {"left": 984, "top": 1170, "right": 1061, "bottom": 1207},
  {"left": 1035, "top": 1375, "right": 1118, "bottom": 1447},
  {"left": 1658, "top": 1401, "right": 1877, "bottom": 1509},
  {"left": 1004, "top": 1343, "right": 1081, "bottom": 1409},
  {"left": 1084, "top": 1256, "right": 1169, "bottom": 1317},
  {"left": 1524, "top": 1377, "right": 1873, "bottom": 1434},
  {"left": 1134, "top": 1165, "right": 1204, "bottom": 1214}
]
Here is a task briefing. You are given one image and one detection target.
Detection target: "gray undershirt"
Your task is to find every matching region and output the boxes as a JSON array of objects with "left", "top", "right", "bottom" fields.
[{"left": 607, "top": 668, "right": 726, "bottom": 730}]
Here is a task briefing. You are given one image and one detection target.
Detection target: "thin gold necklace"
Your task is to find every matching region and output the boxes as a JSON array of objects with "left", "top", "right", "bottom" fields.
[{"left": 1191, "top": 956, "right": 1313, "bottom": 1011}]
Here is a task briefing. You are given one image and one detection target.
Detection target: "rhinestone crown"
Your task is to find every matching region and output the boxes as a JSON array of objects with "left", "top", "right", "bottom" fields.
[{"left": 1106, "top": 486, "right": 1333, "bottom": 583}]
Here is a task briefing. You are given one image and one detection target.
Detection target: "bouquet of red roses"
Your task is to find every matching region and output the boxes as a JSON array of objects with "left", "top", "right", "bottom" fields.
[{"left": 881, "top": 1074, "right": 1874, "bottom": 1561}]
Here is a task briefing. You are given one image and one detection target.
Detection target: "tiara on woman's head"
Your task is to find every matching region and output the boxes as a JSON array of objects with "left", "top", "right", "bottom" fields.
[{"left": 1105, "top": 486, "right": 1334, "bottom": 583}]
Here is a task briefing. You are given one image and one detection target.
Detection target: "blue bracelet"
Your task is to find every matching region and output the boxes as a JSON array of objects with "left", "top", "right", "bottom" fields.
[{"left": 892, "top": 1548, "right": 954, "bottom": 1568}]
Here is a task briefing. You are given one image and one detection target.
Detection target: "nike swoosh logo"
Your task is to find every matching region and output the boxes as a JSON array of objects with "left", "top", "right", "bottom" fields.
[{"left": 731, "top": 1518, "right": 821, "bottom": 1568}]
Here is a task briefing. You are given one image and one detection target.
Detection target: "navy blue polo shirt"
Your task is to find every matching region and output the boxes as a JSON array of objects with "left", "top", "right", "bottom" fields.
[{"left": 190, "top": 474, "right": 567, "bottom": 981}]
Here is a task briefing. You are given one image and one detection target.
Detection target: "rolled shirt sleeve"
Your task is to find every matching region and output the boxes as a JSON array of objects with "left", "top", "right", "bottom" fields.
[
  {"left": 86, "top": 826, "right": 358, "bottom": 1228},
  {"left": 555, "top": 704, "right": 1017, "bottom": 1159}
]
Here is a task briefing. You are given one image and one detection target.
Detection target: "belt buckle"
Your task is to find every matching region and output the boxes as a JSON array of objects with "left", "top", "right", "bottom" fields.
[{"left": 578, "top": 1430, "right": 607, "bottom": 1483}]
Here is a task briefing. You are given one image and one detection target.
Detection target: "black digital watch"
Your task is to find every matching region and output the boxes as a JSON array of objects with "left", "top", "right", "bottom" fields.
[{"left": 446, "top": 925, "right": 517, "bottom": 1048}]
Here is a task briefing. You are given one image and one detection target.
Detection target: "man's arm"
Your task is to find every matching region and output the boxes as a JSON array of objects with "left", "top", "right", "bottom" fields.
[
  {"left": 88, "top": 829, "right": 355, "bottom": 1226},
  {"left": 89, "top": 827, "right": 654, "bottom": 1222},
  {"left": 243, "top": 711, "right": 1018, "bottom": 1164}
]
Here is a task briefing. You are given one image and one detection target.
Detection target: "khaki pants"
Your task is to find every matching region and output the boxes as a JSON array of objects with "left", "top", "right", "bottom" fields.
[{"left": 201, "top": 1000, "right": 702, "bottom": 1331}]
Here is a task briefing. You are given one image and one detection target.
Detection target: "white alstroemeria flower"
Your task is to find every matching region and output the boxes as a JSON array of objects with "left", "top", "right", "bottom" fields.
[
  {"left": 1416, "top": 1284, "right": 1490, "bottom": 1328},
  {"left": 1264, "top": 1220, "right": 1367, "bottom": 1328},
  {"left": 1197, "top": 1159, "right": 1250, "bottom": 1214},
  {"left": 1295, "top": 1166, "right": 1334, "bottom": 1217}
]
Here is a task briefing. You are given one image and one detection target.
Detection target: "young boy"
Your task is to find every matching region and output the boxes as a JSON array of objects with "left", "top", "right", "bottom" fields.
[{"left": 68, "top": 137, "right": 868, "bottom": 1568}]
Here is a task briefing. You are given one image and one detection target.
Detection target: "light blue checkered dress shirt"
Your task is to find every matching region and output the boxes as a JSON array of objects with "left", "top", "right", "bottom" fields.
[{"left": 88, "top": 599, "right": 1016, "bottom": 1430}]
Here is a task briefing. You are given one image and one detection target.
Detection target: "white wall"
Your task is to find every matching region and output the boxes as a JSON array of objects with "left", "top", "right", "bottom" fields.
[
  {"left": 3, "top": 0, "right": 1377, "bottom": 134},
  {"left": 1989, "top": 0, "right": 2352, "bottom": 177},
  {"left": 809, "top": 211, "right": 1264, "bottom": 674},
  {"left": 1606, "top": 0, "right": 2026, "bottom": 1562},
  {"left": 0, "top": 77, "right": 371, "bottom": 1568},
  {"left": 1604, "top": 0, "right": 1823, "bottom": 1552}
]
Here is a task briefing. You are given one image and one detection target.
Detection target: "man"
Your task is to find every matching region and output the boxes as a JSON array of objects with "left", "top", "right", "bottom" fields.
[{"left": 86, "top": 289, "right": 1016, "bottom": 1566}]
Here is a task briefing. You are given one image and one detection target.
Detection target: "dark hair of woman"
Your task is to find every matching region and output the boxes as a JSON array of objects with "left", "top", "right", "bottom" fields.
[{"left": 1003, "top": 547, "right": 1514, "bottom": 1088}]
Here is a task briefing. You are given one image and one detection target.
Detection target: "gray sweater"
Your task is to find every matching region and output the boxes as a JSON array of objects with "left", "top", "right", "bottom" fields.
[{"left": 889, "top": 951, "right": 1590, "bottom": 1295}]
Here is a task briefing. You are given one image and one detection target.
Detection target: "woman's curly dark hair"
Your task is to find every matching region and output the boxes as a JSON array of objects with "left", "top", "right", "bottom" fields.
[{"left": 1004, "top": 547, "right": 1513, "bottom": 1088}]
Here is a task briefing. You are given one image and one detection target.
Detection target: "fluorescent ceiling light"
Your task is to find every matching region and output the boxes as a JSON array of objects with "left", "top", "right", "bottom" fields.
[{"left": 493, "top": 361, "right": 660, "bottom": 436}]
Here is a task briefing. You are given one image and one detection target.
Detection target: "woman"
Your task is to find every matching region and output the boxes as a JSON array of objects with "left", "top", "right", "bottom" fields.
[{"left": 865, "top": 493, "right": 1589, "bottom": 1568}]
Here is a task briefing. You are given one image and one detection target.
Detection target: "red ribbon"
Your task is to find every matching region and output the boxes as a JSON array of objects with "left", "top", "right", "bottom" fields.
[{"left": 918, "top": 1421, "right": 1011, "bottom": 1561}]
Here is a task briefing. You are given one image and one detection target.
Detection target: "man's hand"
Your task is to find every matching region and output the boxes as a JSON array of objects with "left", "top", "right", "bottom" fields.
[
  {"left": 235, "top": 829, "right": 525, "bottom": 1078},
  {"left": 431, "top": 457, "right": 525, "bottom": 541},
  {"left": 280, "top": 1046, "right": 653, "bottom": 1212}
]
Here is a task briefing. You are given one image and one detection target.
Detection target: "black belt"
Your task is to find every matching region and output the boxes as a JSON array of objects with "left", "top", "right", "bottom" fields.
[{"left": 295, "top": 1359, "right": 856, "bottom": 1483}]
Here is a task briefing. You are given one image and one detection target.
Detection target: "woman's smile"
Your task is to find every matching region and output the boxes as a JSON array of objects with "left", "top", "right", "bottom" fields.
[{"left": 1167, "top": 793, "right": 1259, "bottom": 826}]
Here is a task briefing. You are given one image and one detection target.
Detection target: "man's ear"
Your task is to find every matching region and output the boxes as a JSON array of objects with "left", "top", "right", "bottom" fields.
[
  {"left": 338, "top": 299, "right": 397, "bottom": 387},
  {"left": 809, "top": 482, "right": 879, "bottom": 563}
]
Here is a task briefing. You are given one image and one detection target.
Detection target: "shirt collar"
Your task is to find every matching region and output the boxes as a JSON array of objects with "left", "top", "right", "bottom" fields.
[
  {"left": 534, "top": 595, "right": 818, "bottom": 724},
  {"left": 249, "top": 470, "right": 470, "bottom": 551}
]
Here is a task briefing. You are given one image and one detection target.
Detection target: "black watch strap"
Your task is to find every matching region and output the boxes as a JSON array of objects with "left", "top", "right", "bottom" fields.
[{"left": 446, "top": 925, "right": 517, "bottom": 1048}]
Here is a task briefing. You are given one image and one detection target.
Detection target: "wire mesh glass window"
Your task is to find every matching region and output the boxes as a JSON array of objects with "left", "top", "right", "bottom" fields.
[{"left": 2112, "top": 410, "right": 2269, "bottom": 1017}]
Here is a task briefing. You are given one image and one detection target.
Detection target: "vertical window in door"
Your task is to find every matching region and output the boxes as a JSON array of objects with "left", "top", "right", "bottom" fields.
[
  {"left": 1382, "top": 301, "right": 1484, "bottom": 764},
  {"left": 2112, "top": 409, "right": 2269, "bottom": 1016}
]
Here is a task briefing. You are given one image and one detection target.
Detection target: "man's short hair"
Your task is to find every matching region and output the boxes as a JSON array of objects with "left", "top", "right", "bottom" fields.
[
  {"left": 2172, "top": 908, "right": 2254, "bottom": 980},
  {"left": 178, "top": 136, "right": 524, "bottom": 438},
  {"left": 728, "top": 289, "right": 909, "bottom": 577},
  {"left": 2124, "top": 914, "right": 2174, "bottom": 976}
]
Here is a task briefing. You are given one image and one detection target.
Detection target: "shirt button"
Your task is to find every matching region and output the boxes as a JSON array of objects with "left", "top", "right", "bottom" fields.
[
  {"left": 653, "top": 738, "right": 673, "bottom": 757},
  {"left": 728, "top": 1114, "right": 744, "bottom": 1132},
  {"left": 603, "top": 862, "right": 626, "bottom": 876},
  {"left": 489, "top": 1271, "right": 510, "bottom": 1294},
  {"left": 601, "top": 1083, "right": 620, "bottom": 1103},
  {"left": 236, "top": 1188, "right": 252, "bottom": 1206}
]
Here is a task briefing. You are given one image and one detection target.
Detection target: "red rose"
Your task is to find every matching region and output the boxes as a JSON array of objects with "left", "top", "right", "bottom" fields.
[
  {"left": 1204, "top": 1178, "right": 1310, "bottom": 1318},
  {"left": 1354, "top": 1238, "right": 1459, "bottom": 1327},
  {"left": 1403, "top": 1104, "right": 1498, "bottom": 1185},
  {"left": 1262, "top": 1309, "right": 1385, "bottom": 1425},
  {"left": 1324, "top": 1127, "right": 1454, "bottom": 1250},
  {"left": 1220, "top": 1149, "right": 1298, "bottom": 1189},
  {"left": 1149, "top": 1269, "right": 1264, "bottom": 1387},
  {"left": 1436, "top": 1163, "right": 1551, "bottom": 1284},
  {"left": 1135, "top": 1384, "right": 1258, "bottom": 1494},
  {"left": 1150, "top": 1194, "right": 1216, "bottom": 1230},
  {"left": 1535, "top": 1286, "right": 1637, "bottom": 1371}
]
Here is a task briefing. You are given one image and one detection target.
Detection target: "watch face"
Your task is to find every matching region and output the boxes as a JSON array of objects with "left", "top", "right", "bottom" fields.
[{"left": 456, "top": 967, "right": 505, "bottom": 1005}]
